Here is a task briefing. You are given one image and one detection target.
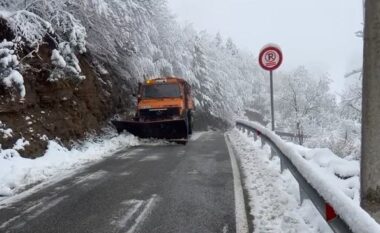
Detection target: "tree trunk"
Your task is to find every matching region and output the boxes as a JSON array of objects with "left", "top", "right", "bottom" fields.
[{"left": 361, "top": 0, "right": 380, "bottom": 222}]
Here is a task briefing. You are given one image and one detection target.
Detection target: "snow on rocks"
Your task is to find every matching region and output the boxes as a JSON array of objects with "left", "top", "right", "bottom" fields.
[
  {"left": 235, "top": 119, "right": 380, "bottom": 233},
  {"left": 0, "top": 121, "right": 13, "bottom": 139},
  {"left": 12, "top": 138, "right": 30, "bottom": 151},
  {"left": 0, "top": 132, "right": 140, "bottom": 198}
]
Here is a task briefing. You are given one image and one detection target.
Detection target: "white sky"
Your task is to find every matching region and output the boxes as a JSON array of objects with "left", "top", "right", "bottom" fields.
[{"left": 167, "top": 0, "right": 363, "bottom": 93}]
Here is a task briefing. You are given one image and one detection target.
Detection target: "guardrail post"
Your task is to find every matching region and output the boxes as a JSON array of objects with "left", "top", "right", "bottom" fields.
[
  {"left": 269, "top": 148, "right": 275, "bottom": 160},
  {"left": 280, "top": 156, "right": 285, "bottom": 173},
  {"left": 299, "top": 185, "right": 306, "bottom": 205}
]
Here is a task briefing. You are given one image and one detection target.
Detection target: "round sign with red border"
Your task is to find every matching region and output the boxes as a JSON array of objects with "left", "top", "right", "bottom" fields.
[{"left": 259, "top": 45, "right": 283, "bottom": 71}]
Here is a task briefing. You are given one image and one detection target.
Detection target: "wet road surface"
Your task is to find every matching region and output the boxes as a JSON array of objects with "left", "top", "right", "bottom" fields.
[{"left": 0, "top": 132, "right": 237, "bottom": 233}]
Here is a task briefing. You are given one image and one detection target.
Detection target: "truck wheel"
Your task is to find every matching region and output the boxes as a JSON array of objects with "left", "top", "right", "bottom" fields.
[{"left": 188, "top": 111, "right": 193, "bottom": 135}]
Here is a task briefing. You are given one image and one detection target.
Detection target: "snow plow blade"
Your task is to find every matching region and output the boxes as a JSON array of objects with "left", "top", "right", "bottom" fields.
[{"left": 111, "top": 119, "right": 188, "bottom": 140}]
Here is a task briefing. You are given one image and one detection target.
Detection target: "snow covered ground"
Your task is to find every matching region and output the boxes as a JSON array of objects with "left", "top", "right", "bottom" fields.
[
  {"left": 228, "top": 129, "right": 331, "bottom": 233},
  {"left": 231, "top": 119, "right": 380, "bottom": 233},
  {"left": 0, "top": 130, "right": 140, "bottom": 200}
]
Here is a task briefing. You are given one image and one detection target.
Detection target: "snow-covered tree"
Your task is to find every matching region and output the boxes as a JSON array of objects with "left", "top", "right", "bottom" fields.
[
  {"left": 340, "top": 72, "right": 362, "bottom": 121},
  {"left": 277, "top": 67, "right": 337, "bottom": 144}
]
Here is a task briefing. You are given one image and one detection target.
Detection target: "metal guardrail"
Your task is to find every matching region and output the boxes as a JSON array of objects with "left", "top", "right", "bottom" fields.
[
  {"left": 275, "top": 131, "right": 310, "bottom": 139},
  {"left": 236, "top": 121, "right": 353, "bottom": 233}
]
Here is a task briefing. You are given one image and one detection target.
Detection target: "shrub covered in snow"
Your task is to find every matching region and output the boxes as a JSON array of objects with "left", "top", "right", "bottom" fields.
[
  {"left": 0, "top": 39, "right": 25, "bottom": 97},
  {"left": 49, "top": 42, "right": 85, "bottom": 81}
]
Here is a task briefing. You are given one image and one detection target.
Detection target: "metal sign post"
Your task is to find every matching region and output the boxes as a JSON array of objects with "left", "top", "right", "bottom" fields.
[
  {"left": 259, "top": 44, "right": 283, "bottom": 131},
  {"left": 270, "top": 70, "right": 275, "bottom": 131}
]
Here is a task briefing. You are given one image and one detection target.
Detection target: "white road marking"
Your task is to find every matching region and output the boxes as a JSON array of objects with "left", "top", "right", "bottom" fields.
[
  {"left": 223, "top": 224, "right": 229, "bottom": 233},
  {"left": 190, "top": 131, "right": 207, "bottom": 141},
  {"left": 115, "top": 200, "right": 144, "bottom": 228},
  {"left": 119, "top": 172, "right": 131, "bottom": 176},
  {"left": 139, "top": 155, "right": 162, "bottom": 162},
  {"left": 0, "top": 197, "right": 48, "bottom": 229},
  {"left": 28, "top": 195, "right": 68, "bottom": 219},
  {"left": 224, "top": 133, "right": 249, "bottom": 233},
  {"left": 187, "top": 169, "right": 199, "bottom": 175},
  {"left": 0, "top": 195, "right": 68, "bottom": 229},
  {"left": 0, "top": 214, "right": 20, "bottom": 229},
  {"left": 74, "top": 170, "right": 108, "bottom": 185},
  {"left": 125, "top": 194, "right": 160, "bottom": 233}
]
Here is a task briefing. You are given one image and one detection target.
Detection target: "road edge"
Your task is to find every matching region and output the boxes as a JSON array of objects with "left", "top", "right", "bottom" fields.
[{"left": 224, "top": 133, "right": 249, "bottom": 233}]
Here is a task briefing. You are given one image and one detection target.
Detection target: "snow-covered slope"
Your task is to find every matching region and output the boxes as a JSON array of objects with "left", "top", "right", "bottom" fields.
[{"left": 0, "top": 131, "right": 139, "bottom": 198}]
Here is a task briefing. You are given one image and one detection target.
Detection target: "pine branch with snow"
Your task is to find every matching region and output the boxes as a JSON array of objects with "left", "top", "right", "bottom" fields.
[{"left": 49, "top": 42, "right": 85, "bottom": 81}]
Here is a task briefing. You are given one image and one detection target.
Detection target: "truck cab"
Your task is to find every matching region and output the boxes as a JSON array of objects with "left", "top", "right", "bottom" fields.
[{"left": 112, "top": 76, "right": 194, "bottom": 141}]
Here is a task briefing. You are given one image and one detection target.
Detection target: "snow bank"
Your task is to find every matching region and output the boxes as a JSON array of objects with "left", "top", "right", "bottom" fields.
[
  {"left": 236, "top": 119, "right": 380, "bottom": 233},
  {"left": 228, "top": 129, "right": 328, "bottom": 233},
  {"left": 0, "top": 132, "right": 140, "bottom": 197}
]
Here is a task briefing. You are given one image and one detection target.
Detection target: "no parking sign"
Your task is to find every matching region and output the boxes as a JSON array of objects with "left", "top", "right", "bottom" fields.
[
  {"left": 258, "top": 44, "right": 283, "bottom": 131},
  {"left": 259, "top": 45, "right": 283, "bottom": 71}
]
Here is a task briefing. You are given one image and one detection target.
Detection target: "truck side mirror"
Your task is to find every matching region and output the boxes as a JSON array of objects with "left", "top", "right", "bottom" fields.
[{"left": 132, "top": 93, "right": 142, "bottom": 98}]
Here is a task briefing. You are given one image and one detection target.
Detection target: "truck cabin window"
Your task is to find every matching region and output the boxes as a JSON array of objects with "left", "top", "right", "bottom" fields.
[{"left": 143, "top": 84, "right": 181, "bottom": 98}]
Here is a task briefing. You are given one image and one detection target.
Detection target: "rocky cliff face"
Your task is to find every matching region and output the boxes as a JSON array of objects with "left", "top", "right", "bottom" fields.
[{"left": 0, "top": 19, "right": 134, "bottom": 158}]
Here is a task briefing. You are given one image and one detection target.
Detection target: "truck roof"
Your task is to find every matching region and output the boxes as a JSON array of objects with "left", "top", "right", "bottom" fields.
[{"left": 144, "top": 76, "right": 188, "bottom": 85}]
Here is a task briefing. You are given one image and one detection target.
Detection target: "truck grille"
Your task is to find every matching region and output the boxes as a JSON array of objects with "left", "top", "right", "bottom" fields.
[{"left": 139, "top": 107, "right": 181, "bottom": 121}]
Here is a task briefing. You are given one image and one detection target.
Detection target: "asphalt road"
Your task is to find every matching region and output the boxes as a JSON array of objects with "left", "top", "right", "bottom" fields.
[{"left": 0, "top": 132, "right": 237, "bottom": 233}]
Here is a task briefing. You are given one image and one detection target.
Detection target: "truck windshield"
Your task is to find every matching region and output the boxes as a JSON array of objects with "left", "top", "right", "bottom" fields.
[{"left": 142, "top": 84, "right": 181, "bottom": 98}]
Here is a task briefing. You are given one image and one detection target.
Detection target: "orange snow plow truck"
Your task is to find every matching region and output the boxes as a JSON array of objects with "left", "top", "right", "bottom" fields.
[{"left": 112, "top": 77, "right": 194, "bottom": 141}]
